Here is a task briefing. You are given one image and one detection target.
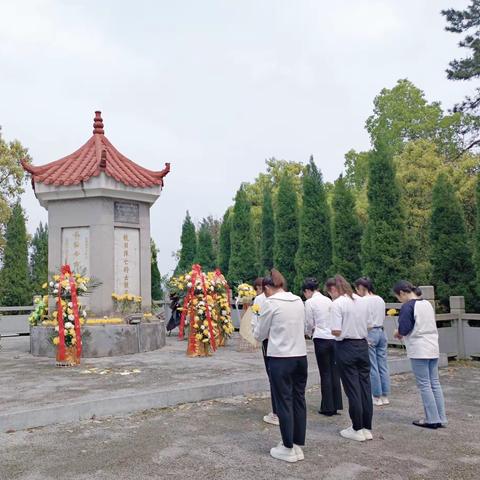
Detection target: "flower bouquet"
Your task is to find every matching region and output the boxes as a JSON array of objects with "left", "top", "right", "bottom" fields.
[
  {"left": 208, "top": 269, "right": 234, "bottom": 347},
  {"left": 236, "top": 283, "right": 256, "bottom": 305}
]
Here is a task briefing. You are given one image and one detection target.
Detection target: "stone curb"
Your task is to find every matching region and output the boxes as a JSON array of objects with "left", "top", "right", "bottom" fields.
[{"left": 0, "top": 354, "right": 448, "bottom": 433}]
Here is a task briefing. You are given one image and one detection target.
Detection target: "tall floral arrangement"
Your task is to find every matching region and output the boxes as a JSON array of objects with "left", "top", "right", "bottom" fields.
[
  {"left": 208, "top": 269, "right": 234, "bottom": 346},
  {"left": 178, "top": 264, "right": 217, "bottom": 356}
]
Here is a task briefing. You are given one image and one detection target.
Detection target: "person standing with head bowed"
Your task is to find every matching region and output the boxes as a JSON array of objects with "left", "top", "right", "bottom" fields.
[
  {"left": 253, "top": 269, "right": 308, "bottom": 463},
  {"left": 303, "top": 277, "right": 343, "bottom": 417},
  {"left": 355, "top": 277, "right": 391, "bottom": 407},
  {"left": 393, "top": 281, "right": 447, "bottom": 429},
  {"left": 326, "top": 275, "right": 373, "bottom": 442},
  {"left": 252, "top": 277, "right": 279, "bottom": 426}
]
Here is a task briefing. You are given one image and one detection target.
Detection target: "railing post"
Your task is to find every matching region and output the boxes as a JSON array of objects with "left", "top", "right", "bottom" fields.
[
  {"left": 450, "top": 296, "right": 466, "bottom": 360},
  {"left": 419, "top": 285, "right": 435, "bottom": 309}
]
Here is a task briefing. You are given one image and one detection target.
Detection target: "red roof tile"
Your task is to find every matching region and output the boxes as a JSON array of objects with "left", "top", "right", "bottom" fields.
[{"left": 22, "top": 111, "right": 170, "bottom": 188}]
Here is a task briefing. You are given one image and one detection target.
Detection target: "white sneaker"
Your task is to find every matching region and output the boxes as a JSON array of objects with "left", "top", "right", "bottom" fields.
[
  {"left": 381, "top": 396, "right": 390, "bottom": 405},
  {"left": 362, "top": 429, "right": 373, "bottom": 440},
  {"left": 373, "top": 397, "right": 383, "bottom": 406},
  {"left": 340, "top": 426, "right": 366, "bottom": 442},
  {"left": 293, "top": 444, "right": 304, "bottom": 461},
  {"left": 270, "top": 444, "right": 298, "bottom": 463},
  {"left": 263, "top": 413, "right": 280, "bottom": 426}
]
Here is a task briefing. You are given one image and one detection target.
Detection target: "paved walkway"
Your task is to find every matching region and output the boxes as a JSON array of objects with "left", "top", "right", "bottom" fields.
[
  {"left": 1, "top": 363, "right": 479, "bottom": 480},
  {"left": 0, "top": 334, "right": 438, "bottom": 432}
]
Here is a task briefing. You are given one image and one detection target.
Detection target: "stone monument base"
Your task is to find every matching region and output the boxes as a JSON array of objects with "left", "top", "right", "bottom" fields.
[{"left": 30, "top": 321, "right": 166, "bottom": 358}]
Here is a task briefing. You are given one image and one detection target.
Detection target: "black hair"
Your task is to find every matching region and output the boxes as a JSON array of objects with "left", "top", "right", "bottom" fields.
[
  {"left": 392, "top": 280, "right": 422, "bottom": 297},
  {"left": 325, "top": 275, "right": 353, "bottom": 298},
  {"left": 354, "top": 277, "right": 374, "bottom": 293},
  {"left": 301, "top": 277, "right": 319, "bottom": 292},
  {"left": 262, "top": 269, "right": 287, "bottom": 290}
]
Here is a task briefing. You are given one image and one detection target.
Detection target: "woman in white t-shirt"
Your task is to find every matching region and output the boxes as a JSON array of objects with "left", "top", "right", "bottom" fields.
[
  {"left": 355, "top": 277, "right": 390, "bottom": 407},
  {"left": 303, "top": 277, "right": 343, "bottom": 416},
  {"left": 326, "top": 275, "right": 373, "bottom": 443},
  {"left": 393, "top": 281, "right": 447, "bottom": 429}
]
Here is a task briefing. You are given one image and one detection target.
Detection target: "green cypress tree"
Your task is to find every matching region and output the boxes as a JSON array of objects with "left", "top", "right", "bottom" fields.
[
  {"left": 430, "top": 172, "right": 476, "bottom": 309},
  {"left": 274, "top": 173, "right": 299, "bottom": 290},
  {"left": 0, "top": 202, "right": 31, "bottom": 305},
  {"left": 195, "top": 219, "right": 216, "bottom": 271},
  {"left": 151, "top": 238, "right": 163, "bottom": 301},
  {"left": 176, "top": 211, "right": 197, "bottom": 274},
  {"left": 228, "top": 185, "right": 257, "bottom": 286},
  {"left": 331, "top": 174, "right": 363, "bottom": 281},
  {"left": 30, "top": 222, "right": 48, "bottom": 295},
  {"left": 294, "top": 157, "right": 332, "bottom": 291},
  {"left": 361, "top": 139, "right": 407, "bottom": 298},
  {"left": 218, "top": 209, "right": 231, "bottom": 275},
  {"left": 475, "top": 174, "right": 480, "bottom": 299},
  {"left": 261, "top": 186, "right": 275, "bottom": 273}
]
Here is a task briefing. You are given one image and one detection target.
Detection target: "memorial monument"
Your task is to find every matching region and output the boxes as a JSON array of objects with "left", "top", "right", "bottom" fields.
[
  {"left": 22, "top": 111, "right": 170, "bottom": 316},
  {"left": 23, "top": 111, "right": 171, "bottom": 358}
]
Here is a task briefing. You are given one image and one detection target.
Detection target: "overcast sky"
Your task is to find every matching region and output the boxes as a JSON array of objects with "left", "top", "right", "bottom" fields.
[{"left": 0, "top": 0, "right": 474, "bottom": 275}]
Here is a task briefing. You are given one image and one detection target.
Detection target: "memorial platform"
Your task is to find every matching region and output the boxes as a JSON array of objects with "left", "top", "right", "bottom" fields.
[{"left": 0, "top": 333, "right": 447, "bottom": 433}]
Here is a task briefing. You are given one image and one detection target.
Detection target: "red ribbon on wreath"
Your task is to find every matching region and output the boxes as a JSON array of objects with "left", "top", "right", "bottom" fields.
[
  {"left": 178, "top": 264, "right": 216, "bottom": 352},
  {"left": 56, "top": 264, "right": 82, "bottom": 361}
]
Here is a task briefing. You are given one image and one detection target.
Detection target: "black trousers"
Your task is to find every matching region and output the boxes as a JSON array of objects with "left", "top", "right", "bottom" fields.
[
  {"left": 269, "top": 356, "right": 308, "bottom": 448},
  {"left": 336, "top": 339, "right": 373, "bottom": 431},
  {"left": 262, "top": 339, "right": 277, "bottom": 414},
  {"left": 313, "top": 338, "right": 343, "bottom": 413}
]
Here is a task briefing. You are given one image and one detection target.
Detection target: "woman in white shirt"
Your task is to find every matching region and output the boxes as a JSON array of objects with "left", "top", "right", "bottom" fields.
[
  {"left": 303, "top": 277, "right": 343, "bottom": 416},
  {"left": 253, "top": 277, "right": 279, "bottom": 426},
  {"left": 253, "top": 269, "right": 307, "bottom": 464},
  {"left": 355, "top": 277, "right": 390, "bottom": 406},
  {"left": 326, "top": 275, "right": 373, "bottom": 443},
  {"left": 393, "top": 281, "right": 447, "bottom": 429}
]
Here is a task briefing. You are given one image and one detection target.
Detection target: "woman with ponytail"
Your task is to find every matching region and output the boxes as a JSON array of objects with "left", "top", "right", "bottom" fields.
[
  {"left": 393, "top": 281, "right": 447, "bottom": 429},
  {"left": 325, "top": 275, "right": 373, "bottom": 442},
  {"left": 253, "top": 269, "right": 308, "bottom": 463}
]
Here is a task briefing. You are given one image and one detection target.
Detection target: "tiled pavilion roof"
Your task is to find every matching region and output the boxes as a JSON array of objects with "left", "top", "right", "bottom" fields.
[{"left": 21, "top": 111, "right": 170, "bottom": 188}]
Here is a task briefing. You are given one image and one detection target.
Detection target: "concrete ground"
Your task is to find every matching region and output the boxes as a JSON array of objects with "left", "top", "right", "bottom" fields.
[
  {"left": 1, "top": 362, "right": 479, "bottom": 480},
  {"left": 0, "top": 334, "right": 423, "bottom": 432}
]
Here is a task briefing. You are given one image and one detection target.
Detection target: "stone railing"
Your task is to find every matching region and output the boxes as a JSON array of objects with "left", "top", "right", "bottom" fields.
[{"left": 0, "top": 306, "right": 34, "bottom": 336}]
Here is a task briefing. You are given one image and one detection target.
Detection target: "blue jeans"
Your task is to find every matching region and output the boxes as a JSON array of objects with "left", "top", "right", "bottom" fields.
[
  {"left": 410, "top": 358, "right": 447, "bottom": 424},
  {"left": 368, "top": 328, "right": 390, "bottom": 397}
]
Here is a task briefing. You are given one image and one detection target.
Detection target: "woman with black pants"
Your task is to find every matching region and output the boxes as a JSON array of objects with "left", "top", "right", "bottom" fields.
[
  {"left": 253, "top": 269, "right": 308, "bottom": 463},
  {"left": 303, "top": 277, "right": 343, "bottom": 416},
  {"left": 326, "top": 275, "right": 373, "bottom": 442}
]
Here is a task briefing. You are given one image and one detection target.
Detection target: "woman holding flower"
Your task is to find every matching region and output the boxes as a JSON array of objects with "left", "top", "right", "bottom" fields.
[{"left": 253, "top": 269, "right": 307, "bottom": 464}]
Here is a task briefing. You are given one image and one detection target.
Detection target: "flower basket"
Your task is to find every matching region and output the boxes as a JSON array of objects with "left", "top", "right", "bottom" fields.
[{"left": 56, "top": 345, "right": 80, "bottom": 367}]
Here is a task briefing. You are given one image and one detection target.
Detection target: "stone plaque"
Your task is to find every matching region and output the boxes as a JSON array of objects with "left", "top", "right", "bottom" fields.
[
  {"left": 114, "top": 201, "right": 139, "bottom": 224},
  {"left": 114, "top": 228, "right": 140, "bottom": 295},
  {"left": 61, "top": 227, "right": 90, "bottom": 275}
]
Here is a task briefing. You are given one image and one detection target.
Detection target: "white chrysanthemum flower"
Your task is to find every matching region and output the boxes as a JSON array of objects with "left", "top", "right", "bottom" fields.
[
  {"left": 49, "top": 281, "right": 54, "bottom": 287},
  {"left": 64, "top": 321, "right": 74, "bottom": 329},
  {"left": 68, "top": 302, "right": 73, "bottom": 308},
  {"left": 55, "top": 326, "right": 59, "bottom": 332},
  {"left": 67, "top": 315, "right": 74, "bottom": 321}
]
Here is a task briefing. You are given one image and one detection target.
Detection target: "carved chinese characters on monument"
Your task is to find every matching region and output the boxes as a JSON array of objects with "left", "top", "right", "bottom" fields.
[
  {"left": 114, "top": 228, "right": 140, "bottom": 296},
  {"left": 114, "top": 201, "right": 140, "bottom": 224},
  {"left": 61, "top": 227, "right": 90, "bottom": 275}
]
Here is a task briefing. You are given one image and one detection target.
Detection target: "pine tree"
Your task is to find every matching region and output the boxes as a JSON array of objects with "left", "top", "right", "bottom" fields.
[
  {"left": 331, "top": 175, "right": 362, "bottom": 281},
  {"left": 294, "top": 157, "right": 332, "bottom": 291},
  {"left": 218, "top": 209, "right": 231, "bottom": 275},
  {"left": 228, "top": 185, "right": 257, "bottom": 286},
  {"left": 274, "top": 173, "right": 299, "bottom": 290},
  {"left": 151, "top": 239, "right": 163, "bottom": 301},
  {"left": 29, "top": 222, "right": 48, "bottom": 296},
  {"left": 430, "top": 172, "right": 476, "bottom": 309},
  {"left": 176, "top": 211, "right": 197, "bottom": 274},
  {"left": 361, "top": 139, "right": 407, "bottom": 298},
  {"left": 261, "top": 186, "right": 275, "bottom": 274},
  {"left": 0, "top": 202, "right": 31, "bottom": 305},
  {"left": 195, "top": 219, "right": 216, "bottom": 271}
]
